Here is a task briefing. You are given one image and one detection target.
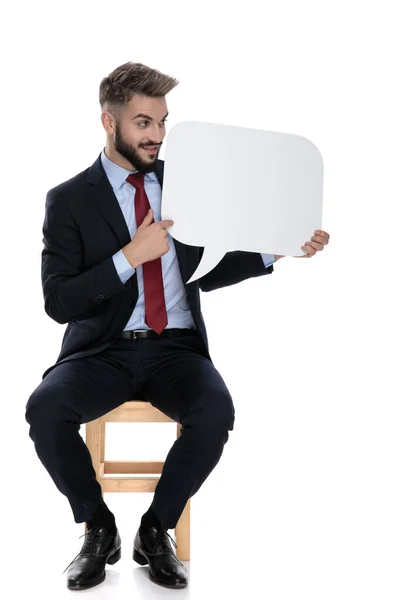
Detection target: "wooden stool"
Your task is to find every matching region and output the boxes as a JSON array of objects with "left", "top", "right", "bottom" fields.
[{"left": 85, "top": 401, "right": 190, "bottom": 561}]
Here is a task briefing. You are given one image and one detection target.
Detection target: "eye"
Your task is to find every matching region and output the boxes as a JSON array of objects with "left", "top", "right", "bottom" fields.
[{"left": 138, "top": 119, "right": 168, "bottom": 128}]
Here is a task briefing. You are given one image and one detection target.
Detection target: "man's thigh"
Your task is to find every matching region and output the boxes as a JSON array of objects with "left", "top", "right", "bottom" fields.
[
  {"left": 26, "top": 349, "right": 137, "bottom": 425},
  {"left": 138, "top": 335, "right": 235, "bottom": 430}
]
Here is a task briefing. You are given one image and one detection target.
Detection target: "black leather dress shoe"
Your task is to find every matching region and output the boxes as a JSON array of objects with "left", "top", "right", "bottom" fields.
[
  {"left": 63, "top": 526, "right": 121, "bottom": 590},
  {"left": 133, "top": 526, "right": 188, "bottom": 588}
]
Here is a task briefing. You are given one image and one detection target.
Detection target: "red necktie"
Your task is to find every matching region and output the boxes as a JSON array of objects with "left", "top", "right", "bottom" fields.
[{"left": 126, "top": 173, "right": 168, "bottom": 335}]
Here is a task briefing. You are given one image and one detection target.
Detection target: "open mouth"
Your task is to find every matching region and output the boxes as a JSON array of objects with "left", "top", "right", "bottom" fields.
[{"left": 143, "top": 146, "right": 158, "bottom": 153}]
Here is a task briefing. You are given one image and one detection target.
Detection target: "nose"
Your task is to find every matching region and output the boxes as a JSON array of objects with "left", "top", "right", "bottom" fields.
[{"left": 149, "top": 125, "right": 165, "bottom": 145}]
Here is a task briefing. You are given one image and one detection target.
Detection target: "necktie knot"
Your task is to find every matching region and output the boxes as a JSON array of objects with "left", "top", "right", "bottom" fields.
[{"left": 126, "top": 173, "right": 145, "bottom": 189}]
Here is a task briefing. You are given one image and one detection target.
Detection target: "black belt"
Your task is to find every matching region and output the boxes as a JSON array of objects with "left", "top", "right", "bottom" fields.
[{"left": 118, "top": 328, "right": 197, "bottom": 340}]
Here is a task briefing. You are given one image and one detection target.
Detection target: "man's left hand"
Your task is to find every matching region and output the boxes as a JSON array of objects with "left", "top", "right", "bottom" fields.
[
  {"left": 274, "top": 230, "right": 330, "bottom": 260},
  {"left": 298, "top": 230, "right": 330, "bottom": 258}
]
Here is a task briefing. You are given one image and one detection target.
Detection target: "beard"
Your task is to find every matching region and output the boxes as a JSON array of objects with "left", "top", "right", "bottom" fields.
[{"left": 114, "top": 122, "right": 161, "bottom": 173}]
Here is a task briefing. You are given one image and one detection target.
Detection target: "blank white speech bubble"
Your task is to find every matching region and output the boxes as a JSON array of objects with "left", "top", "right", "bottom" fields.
[{"left": 161, "top": 121, "right": 324, "bottom": 284}]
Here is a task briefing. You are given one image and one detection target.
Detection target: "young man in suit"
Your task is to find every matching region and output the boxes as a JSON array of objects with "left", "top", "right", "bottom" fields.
[{"left": 25, "top": 61, "right": 329, "bottom": 590}]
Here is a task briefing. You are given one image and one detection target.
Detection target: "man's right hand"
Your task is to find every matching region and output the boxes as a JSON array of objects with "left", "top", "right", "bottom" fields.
[{"left": 122, "top": 208, "right": 174, "bottom": 269}]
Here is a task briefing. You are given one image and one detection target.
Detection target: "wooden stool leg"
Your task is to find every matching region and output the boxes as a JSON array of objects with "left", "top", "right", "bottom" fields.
[
  {"left": 86, "top": 419, "right": 106, "bottom": 480},
  {"left": 84, "top": 419, "right": 106, "bottom": 534},
  {"left": 175, "top": 422, "right": 190, "bottom": 560},
  {"left": 175, "top": 499, "right": 190, "bottom": 560}
]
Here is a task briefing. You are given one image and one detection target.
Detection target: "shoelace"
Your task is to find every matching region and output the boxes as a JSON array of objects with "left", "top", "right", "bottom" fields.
[
  {"left": 148, "top": 528, "right": 177, "bottom": 555},
  {"left": 62, "top": 529, "right": 112, "bottom": 574}
]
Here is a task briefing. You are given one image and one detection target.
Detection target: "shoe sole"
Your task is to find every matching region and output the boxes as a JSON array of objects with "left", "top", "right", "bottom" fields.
[
  {"left": 67, "top": 546, "right": 121, "bottom": 590},
  {"left": 133, "top": 549, "right": 188, "bottom": 588}
]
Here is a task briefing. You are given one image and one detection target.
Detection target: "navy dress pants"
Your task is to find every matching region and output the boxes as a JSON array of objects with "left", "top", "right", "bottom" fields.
[{"left": 25, "top": 332, "right": 235, "bottom": 529}]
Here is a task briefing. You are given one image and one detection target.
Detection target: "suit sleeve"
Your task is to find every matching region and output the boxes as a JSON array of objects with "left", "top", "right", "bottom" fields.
[
  {"left": 41, "top": 190, "right": 129, "bottom": 324},
  {"left": 198, "top": 247, "right": 273, "bottom": 292}
]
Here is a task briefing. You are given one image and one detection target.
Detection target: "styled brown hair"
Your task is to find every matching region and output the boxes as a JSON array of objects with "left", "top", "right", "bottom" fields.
[{"left": 99, "top": 61, "right": 179, "bottom": 121}]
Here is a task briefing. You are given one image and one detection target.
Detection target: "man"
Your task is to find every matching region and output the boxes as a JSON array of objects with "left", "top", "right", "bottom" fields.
[{"left": 25, "top": 61, "right": 330, "bottom": 591}]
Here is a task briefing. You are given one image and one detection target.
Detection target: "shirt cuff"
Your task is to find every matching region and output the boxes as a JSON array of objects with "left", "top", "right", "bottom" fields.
[
  {"left": 112, "top": 249, "right": 136, "bottom": 284},
  {"left": 260, "top": 253, "right": 276, "bottom": 268}
]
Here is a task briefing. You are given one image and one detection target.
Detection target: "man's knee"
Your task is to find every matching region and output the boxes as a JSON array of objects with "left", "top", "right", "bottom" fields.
[
  {"left": 25, "top": 385, "right": 75, "bottom": 428},
  {"left": 25, "top": 388, "right": 46, "bottom": 425},
  {"left": 190, "top": 391, "right": 235, "bottom": 432},
  {"left": 214, "top": 391, "right": 235, "bottom": 430}
]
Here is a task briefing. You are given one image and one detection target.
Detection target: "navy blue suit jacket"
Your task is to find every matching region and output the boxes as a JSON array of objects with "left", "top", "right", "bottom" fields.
[{"left": 40, "top": 153, "right": 274, "bottom": 379}]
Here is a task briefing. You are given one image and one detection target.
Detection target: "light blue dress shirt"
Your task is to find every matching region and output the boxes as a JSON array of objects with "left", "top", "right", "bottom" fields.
[{"left": 102, "top": 149, "right": 275, "bottom": 331}]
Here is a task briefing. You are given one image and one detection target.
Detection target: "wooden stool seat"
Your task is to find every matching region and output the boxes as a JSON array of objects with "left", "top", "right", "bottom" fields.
[{"left": 85, "top": 401, "right": 190, "bottom": 560}]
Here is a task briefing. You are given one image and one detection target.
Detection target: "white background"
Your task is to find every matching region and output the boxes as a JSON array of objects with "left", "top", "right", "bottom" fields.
[{"left": 1, "top": 1, "right": 399, "bottom": 598}]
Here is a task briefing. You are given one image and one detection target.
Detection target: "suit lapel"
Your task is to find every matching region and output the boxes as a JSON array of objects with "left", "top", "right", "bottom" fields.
[
  {"left": 86, "top": 152, "right": 132, "bottom": 248},
  {"left": 86, "top": 152, "right": 193, "bottom": 285}
]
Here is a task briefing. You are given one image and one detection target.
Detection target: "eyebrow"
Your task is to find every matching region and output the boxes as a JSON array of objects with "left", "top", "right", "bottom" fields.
[{"left": 131, "top": 111, "right": 169, "bottom": 121}]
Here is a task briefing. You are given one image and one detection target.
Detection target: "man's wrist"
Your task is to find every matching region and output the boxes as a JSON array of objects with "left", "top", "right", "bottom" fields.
[
  {"left": 274, "top": 254, "right": 284, "bottom": 261},
  {"left": 123, "top": 246, "right": 140, "bottom": 269}
]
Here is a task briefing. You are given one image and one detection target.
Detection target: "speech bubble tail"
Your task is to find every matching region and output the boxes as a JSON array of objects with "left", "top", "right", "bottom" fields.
[{"left": 186, "top": 247, "right": 227, "bottom": 285}]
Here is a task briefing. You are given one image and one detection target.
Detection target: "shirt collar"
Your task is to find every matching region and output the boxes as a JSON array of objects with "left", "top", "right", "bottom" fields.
[{"left": 101, "top": 147, "right": 158, "bottom": 192}]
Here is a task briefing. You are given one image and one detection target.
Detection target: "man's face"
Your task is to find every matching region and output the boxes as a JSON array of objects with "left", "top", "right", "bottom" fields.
[{"left": 110, "top": 95, "right": 168, "bottom": 173}]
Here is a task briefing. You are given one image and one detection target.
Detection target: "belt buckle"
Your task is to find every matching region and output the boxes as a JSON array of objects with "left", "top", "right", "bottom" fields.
[{"left": 132, "top": 329, "right": 148, "bottom": 340}]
